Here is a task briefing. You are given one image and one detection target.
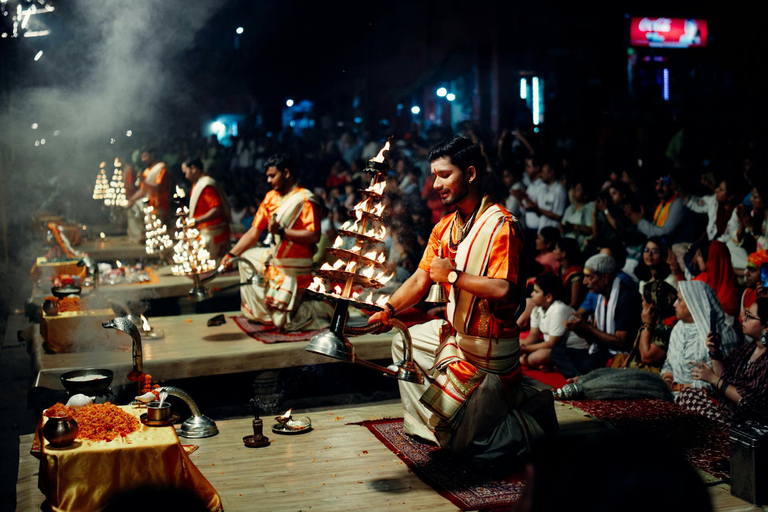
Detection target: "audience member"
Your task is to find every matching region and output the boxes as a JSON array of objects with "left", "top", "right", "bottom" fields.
[
  {"left": 520, "top": 274, "right": 588, "bottom": 371},
  {"left": 634, "top": 237, "right": 680, "bottom": 295},
  {"left": 562, "top": 254, "right": 641, "bottom": 375},
  {"left": 560, "top": 178, "right": 594, "bottom": 249},
  {"left": 693, "top": 240, "right": 741, "bottom": 323},
  {"left": 660, "top": 281, "right": 741, "bottom": 395},
  {"left": 685, "top": 298, "right": 768, "bottom": 425},
  {"left": 534, "top": 227, "right": 561, "bottom": 275},
  {"left": 552, "top": 237, "right": 584, "bottom": 309}
]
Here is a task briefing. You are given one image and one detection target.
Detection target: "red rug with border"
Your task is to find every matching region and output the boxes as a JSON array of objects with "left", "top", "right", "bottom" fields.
[
  {"left": 352, "top": 418, "right": 526, "bottom": 510},
  {"left": 231, "top": 308, "right": 436, "bottom": 344},
  {"left": 559, "top": 398, "right": 731, "bottom": 481}
]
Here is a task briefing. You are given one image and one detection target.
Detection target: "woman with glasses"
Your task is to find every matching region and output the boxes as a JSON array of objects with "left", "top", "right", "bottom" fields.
[
  {"left": 634, "top": 236, "right": 683, "bottom": 295},
  {"left": 685, "top": 298, "right": 768, "bottom": 425}
]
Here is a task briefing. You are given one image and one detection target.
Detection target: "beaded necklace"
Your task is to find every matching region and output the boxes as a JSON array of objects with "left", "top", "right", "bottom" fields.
[{"left": 447, "top": 201, "right": 482, "bottom": 261}]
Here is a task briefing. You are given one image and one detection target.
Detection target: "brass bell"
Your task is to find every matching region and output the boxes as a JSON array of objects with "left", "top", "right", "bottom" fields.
[
  {"left": 426, "top": 245, "right": 449, "bottom": 304},
  {"left": 425, "top": 282, "right": 448, "bottom": 304}
]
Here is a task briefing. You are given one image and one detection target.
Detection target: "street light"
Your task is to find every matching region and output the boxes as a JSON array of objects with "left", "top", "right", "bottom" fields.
[
  {"left": 286, "top": 99, "right": 294, "bottom": 107},
  {"left": 236, "top": 27, "right": 244, "bottom": 35},
  {"left": 411, "top": 106, "right": 421, "bottom": 115},
  {"left": 446, "top": 93, "right": 456, "bottom": 102},
  {"left": 436, "top": 87, "right": 447, "bottom": 97}
]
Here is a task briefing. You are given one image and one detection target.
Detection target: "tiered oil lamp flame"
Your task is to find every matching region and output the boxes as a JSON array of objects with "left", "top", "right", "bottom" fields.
[
  {"left": 104, "top": 158, "right": 129, "bottom": 207},
  {"left": 93, "top": 161, "right": 109, "bottom": 201},
  {"left": 306, "top": 141, "right": 422, "bottom": 384},
  {"left": 143, "top": 203, "right": 173, "bottom": 255},
  {"left": 170, "top": 188, "right": 216, "bottom": 275}
]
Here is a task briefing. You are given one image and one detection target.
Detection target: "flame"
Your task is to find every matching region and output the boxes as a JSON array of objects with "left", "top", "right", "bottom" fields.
[
  {"left": 373, "top": 203, "right": 385, "bottom": 216},
  {"left": 334, "top": 285, "right": 342, "bottom": 295},
  {"left": 320, "top": 262, "right": 334, "bottom": 271},
  {"left": 372, "top": 141, "right": 390, "bottom": 163},
  {"left": 347, "top": 261, "right": 357, "bottom": 272},
  {"left": 100, "top": 161, "right": 106, "bottom": 168},
  {"left": 363, "top": 250, "right": 377, "bottom": 260},
  {"left": 350, "top": 244, "right": 361, "bottom": 254},
  {"left": 377, "top": 252, "right": 387, "bottom": 264},
  {"left": 363, "top": 291, "right": 375, "bottom": 304},
  {"left": 100, "top": 232, "right": 106, "bottom": 239},
  {"left": 360, "top": 266, "right": 375, "bottom": 278},
  {"left": 333, "top": 237, "right": 344, "bottom": 248},
  {"left": 375, "top": 295, "right": 390, "bottom": 307},
  {"left": 352, "top": 291, "right": 361, "bottom": 300},
  {"left": 116, "top": 260, "right": 123, "bottom": 268},
  {"left": 175, "top": 185, "right": 186, "bottom": 198},
  {"left": 376, "top": 271, "right": 394, "bottom": 285},
  {"left": 280, "top": 409, "right": 292, "bottom": 419},
  {"left": 332, "top": 259, "right": 345, "bottom": 270},
  {"left": 113, "top": 157, "right": 121, "bottom": 167},
  {"left": 365, "top": 181, "right": 386, "bottom": 195},
  {"left": 140, "top": 314, "right": 151, "bottom": 331}
]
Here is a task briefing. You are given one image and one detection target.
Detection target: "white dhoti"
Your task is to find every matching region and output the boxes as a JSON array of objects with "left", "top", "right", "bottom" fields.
[
  {"left": 238, "top": 247, "right": 332, "bottom": 332},
  {"left": 392, "top": 319, "right": 543, "bottom": 461}
]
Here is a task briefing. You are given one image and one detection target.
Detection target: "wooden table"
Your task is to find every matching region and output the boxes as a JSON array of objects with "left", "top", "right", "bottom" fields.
[
  {"left": 17, "top": 400, "right": 759, "bottom": 512},
  {"left": 29, "top": 310, "right": 394, "bottom": 390}
]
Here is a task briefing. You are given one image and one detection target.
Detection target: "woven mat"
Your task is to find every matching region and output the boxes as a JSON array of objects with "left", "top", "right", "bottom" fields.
[
  {"left": 231, "top": 316, "right": 325, "bottom": 344},
  {"left": 352, "top": 418, "right": 525, "bottom": 510},
  {"left": 559, "top": 398, "right": 731, "bottom": 481}
]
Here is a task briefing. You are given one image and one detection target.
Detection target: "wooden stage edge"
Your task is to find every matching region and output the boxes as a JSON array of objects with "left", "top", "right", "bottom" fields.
[
  {"left": 30, "top": 310, "right": 394, "bottom": 390},
  {"left": 16, "top": 400, "right": 759, "bottom": 512}
]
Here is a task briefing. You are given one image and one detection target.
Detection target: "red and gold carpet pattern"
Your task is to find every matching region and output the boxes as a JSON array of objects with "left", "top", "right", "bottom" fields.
[{"left": 355, "top": 418, "right": 525, "bottom": 510}]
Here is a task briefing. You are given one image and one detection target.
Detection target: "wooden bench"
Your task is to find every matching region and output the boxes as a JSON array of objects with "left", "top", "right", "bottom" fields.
[{"left": 29, "top": 310, "right": 395, "bottom": 390}]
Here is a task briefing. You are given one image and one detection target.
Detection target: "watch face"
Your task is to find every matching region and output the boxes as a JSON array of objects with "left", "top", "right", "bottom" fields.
[{"left": 449, "top": 270, "right": 458, "bottom": 284}]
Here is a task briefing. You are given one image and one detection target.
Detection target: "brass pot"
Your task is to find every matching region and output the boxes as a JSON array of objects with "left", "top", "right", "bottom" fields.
[
  {"left": 43, "top": 414, "right": 79, "bottom": 448},
  {"left": 42, "top": 299, "right": 59, "bottom": 316}
]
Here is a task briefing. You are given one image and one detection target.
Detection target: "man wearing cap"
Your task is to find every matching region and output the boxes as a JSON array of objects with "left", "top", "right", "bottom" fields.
[
  {"left": 369, "top": 136, "right": 555, "bottom": 463},
  {"left": 562, "top": 254, "right": 642, "bottom": 374},
  {"left": 741, "top": 250, "right": 768, "bottom": 326}
]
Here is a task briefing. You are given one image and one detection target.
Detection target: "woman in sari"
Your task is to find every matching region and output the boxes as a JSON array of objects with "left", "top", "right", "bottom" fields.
[
  {"left": 660, "top": 281, "right": 741, "bottom": 394},
  {"left": 553, "top": 237, "right": 584, "bottom": 309},
  {"left": 692, "top": 240, "right": 740, "bottom": 324},
  {"left": 685, "top": 298, "right": 768, "bottom": 425}
]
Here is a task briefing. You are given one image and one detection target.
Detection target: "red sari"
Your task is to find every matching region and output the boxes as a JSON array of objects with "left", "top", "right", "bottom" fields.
[{"left": 693, "top": 240, "right": 740, "bottom": 317}]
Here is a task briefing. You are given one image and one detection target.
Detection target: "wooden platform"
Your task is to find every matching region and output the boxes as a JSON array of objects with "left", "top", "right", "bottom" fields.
[
  {"left": 15, "top": 400, "right": 759, "bottom": 512},
  {"left": 78, "top": 235, "right": 157, "bottom": 262},
  {"left": 29, "top": 310, "right": 394, "bottom": 390},
  {"left": 29, "top": 265, "right": 242, "bottom": 304}
]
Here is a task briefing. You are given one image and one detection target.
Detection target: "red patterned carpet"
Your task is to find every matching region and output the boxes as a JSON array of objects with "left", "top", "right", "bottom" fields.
[
  {"left": 353, "top": 418, "right": 526, "bottom": 511},
  {"left": 231, "top": 315, "right": 326, "bottom": 343},
  {"left": 560, "top": 398, "right": 731, "bottom": 481}
]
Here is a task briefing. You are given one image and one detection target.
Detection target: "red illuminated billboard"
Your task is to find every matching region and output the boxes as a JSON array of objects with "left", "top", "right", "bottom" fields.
[{"left": 630, "top": 17, "right": 708, "bottom": 48}]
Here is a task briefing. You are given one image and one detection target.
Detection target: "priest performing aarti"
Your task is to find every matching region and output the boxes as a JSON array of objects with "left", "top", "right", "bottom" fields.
[
  {"left": 127, "top": 148, "right": 170, "bottom": 224},
  {"left": 369, "top": 136, "right": 557, "bottom": 461},
  {"left": 221, "top": 154, "right": 333, "bottom": 331},
  {"left": 182, "top": 157, "right": 232, "bottom": 261}
]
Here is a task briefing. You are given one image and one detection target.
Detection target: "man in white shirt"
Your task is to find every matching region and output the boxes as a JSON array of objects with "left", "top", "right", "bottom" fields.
[
  {"left": 518, "top": 156, "right": 546, "bottom": 232},
  {"left": 525, "top": 158, "right": 567, "bottom": 232}
]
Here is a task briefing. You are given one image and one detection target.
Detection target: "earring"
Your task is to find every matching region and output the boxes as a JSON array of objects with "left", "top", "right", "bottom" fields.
[{"left": 761, "top": 332, "right": 768, "bottom": 347}]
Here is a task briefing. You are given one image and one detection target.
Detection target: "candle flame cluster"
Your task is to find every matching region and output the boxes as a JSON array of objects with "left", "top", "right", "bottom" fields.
[
  {"left": 170, "top": 193, "right": 216, "bottom": 275},
  {"left": 308, "top": 142, "right": 395, "bottom": 307},
  {"left": 93, "top": 159, "right": 128, "bottom": 207},
  {"left": 144, "top": 205, "right": 174, "bottom": 254}
]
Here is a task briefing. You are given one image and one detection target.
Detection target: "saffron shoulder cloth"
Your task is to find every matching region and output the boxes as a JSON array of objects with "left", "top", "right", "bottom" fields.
[
  {"left": 188, "top": 175, "right": 232, "bottom": 241},
  {"left": 421, "top": 203, "right": 522, "bottom": 422}
]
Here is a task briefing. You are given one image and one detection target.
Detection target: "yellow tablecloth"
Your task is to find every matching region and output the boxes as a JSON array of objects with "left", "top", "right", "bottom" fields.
[{"left": 38, "top": 406, "right": 222, "bottom": 512}]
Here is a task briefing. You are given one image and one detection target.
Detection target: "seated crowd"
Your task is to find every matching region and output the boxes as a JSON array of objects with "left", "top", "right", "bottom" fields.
[{"left": 124, "top": 120, "right": 768, "bottom": 427}]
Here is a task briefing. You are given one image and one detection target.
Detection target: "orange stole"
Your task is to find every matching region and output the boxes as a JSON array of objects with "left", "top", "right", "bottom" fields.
[{"left": 652, "top": 193, "right": 678, "bottom": 227}]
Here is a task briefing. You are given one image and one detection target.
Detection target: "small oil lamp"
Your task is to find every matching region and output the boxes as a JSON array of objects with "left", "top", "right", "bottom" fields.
[
  {"left": 273, "top": 408, "right": 292, "bottom": 431},
  {"left": 139, "top": 314, "right": 164, "bottom": 340}
]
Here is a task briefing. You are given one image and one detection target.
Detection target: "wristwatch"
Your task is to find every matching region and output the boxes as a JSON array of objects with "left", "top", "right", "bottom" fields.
[{"left": 448, "top": 270, "right": 461, "bottom": 285}]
